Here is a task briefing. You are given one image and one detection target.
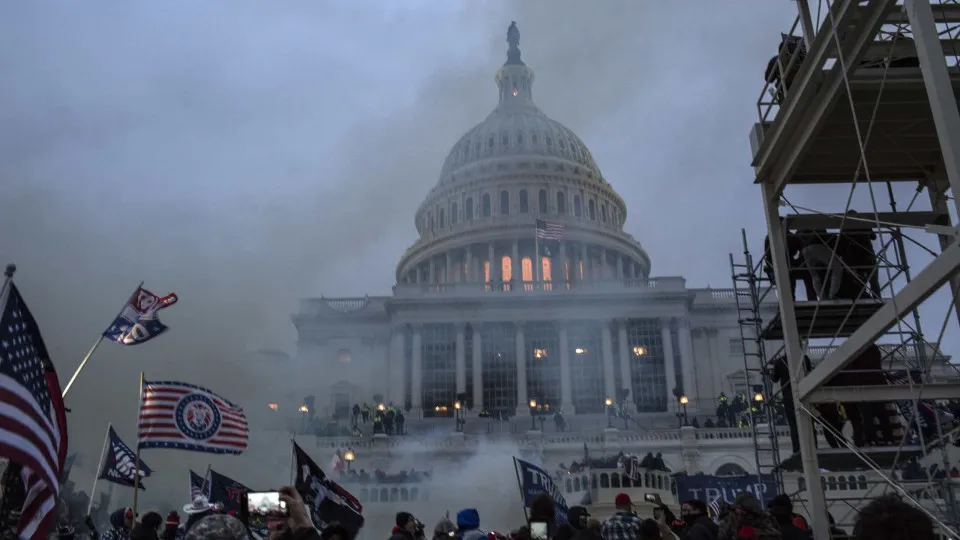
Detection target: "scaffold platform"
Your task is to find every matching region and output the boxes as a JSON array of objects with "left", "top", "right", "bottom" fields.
[
  {"left": 777, "top": 446, "right": 924, "bottom": 472},
  {"left": 759, "top": 299, "right": 885, "bottom": 340}
]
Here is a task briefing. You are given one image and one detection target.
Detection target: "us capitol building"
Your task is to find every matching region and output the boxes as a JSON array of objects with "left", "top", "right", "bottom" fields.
[{"left": 252, "top": 24, "right": 786, "bottom": 521}]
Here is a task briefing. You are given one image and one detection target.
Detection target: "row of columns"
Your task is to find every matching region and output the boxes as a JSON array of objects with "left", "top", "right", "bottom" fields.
[
  {"left": 403, "top": 240, "right": 645, "bottom": 285},
  {"left": 387, "top": 317, "right": 698, "bottom": 416}
]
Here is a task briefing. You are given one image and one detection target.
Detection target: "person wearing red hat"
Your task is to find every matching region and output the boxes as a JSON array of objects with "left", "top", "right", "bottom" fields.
[
  {"left": 161, "top": 512, "right": 179, "bottom": 540},
  {"left": 600, "top": 494, "right": 644, "bottom": 540}
]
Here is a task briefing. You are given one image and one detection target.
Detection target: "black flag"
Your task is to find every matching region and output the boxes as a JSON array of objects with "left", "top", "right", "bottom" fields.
[
  {"left": 99, "top": 426, "right": 151, "bottom": 490},
  {"left": 292, "top": 442, "right": 364, "bottom": 539}
]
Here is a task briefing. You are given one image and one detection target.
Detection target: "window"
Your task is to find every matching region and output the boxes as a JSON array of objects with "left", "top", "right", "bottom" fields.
[
  {"left": 716, "top": 463, "right": 749, "bottom": 477},
  {"left": 439, "top": 208, "right": 445, "bottom": 229},
  {"left": 500, "top": 190, "right": 510, "bottom": 215},
  {"left": 519, "top": 190, "right": 529, "bottom": 213},
  {"left": 422, "top": 324, "right": 456, "bottom": 417},
  {"left": 522, "top": 257, "right": 533, "bottom": 282},
  {"left": 624, "top": 319, "right": 667, "bottom": 412},
  {"left": 557, "top": 192, "right": 566, "bottom": 214},
  {"left": 337, "top": 349, "right": 352, "bottom": 363},
  {"left": 570, "top": 324, "right": 603, "bottom": 412},
  {"left": 729, "top": 338, "right": 744, "bottom": 355},
  {"left": 481, "top": 323, "right": 518, "bottom": 415},
  {"left": 538, "top": 189, "right": 548, "bottom": 213},
  {"left": 601, "top": 204, "right": 607, "bottom": 223},
  {"left": 517, "top": 132, "right": 524, "bottom": 145},
  {"left": 526, "top": 323, "right": 561, "bottom": 408},
  {"left": 574, "top": 196, "right": 582, "bottom": 217},
  {"left": 451, "top": 203, "right": 458, "bottom": 225},
  {"left": 482, "top": 194, "right": 491, "bottom": 217},
  {"left": 484, "top": 260, "right": 490, "bottom": 283},
  {"left": 559, "top": 139, "right": 566, "bottom": 150},
  {"left": 532, "top": 133, "right": 539, "bottom": 145},
  {"left": 545, "top": 136, "right": 553, "bottom": 147},
  {"left": 588, "top": 200, "right": 596, "bottom": 220},
  {"left": 501, "top": 134, "right": 509, "bottom": 147},
  {"left": 466, "top": 197, "right": 474, "bottom": 220},
  {"left": 488, "top": 137, "right": 495, "bottom": 149},
  {"left": 501, "top": 255, "right": 513, "bottom": 283}
]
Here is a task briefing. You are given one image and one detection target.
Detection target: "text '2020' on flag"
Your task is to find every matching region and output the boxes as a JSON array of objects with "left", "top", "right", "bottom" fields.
[
  {"left": 102, "top": 285, "right": 178, "bottom": 346},
  {"left": 514, "top": 457, "right": 568, "bottom": 525},
  {"left": 0, "top": 281, "right": 69, "bottom": 540},
  {"left": 138, "top": 380, "right": 248, "bottom": 455},
  {"left": 293, "top": 442, "right": 364, "bottom": 539},
  {"left": 98, "top": 425, "right": 151, "bottom": 490}
]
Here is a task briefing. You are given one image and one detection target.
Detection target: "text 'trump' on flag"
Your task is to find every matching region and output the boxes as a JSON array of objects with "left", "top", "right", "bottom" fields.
[
  {"left": 102, "top": 285, "right": 178, "bottom": 346},
  {"left": 138, "top": 380, "right": 248, "bottom": 455},
  {"left": 0, "top": 282, "right": 69, "bottom": 539},
  {"left": 99, "top": 425, "right": 151, "bottom": 490}
]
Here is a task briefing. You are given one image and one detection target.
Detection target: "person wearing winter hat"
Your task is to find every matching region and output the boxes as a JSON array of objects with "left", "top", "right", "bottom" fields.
[
  {"left": 456, "top": 509, "right": 485, "bottom": 540},
  {"left": 600, "top": 494, "right": 643, "bottom": 540},
  {"left": 101, "top": 508, "right": 135, "bottom": 540},
  {"left": 433, "top": 518, "right": 459, "bottom": 540},
  {"left": 184, "top": 514, "right": 250, "bottom": 540},
  {"left": 766, "top": 495, "right": 807, "bottom": 540},
  {"left": 391, "top": 512, "right": 422, "bottom": 540},
  {"left": 161, "top": 512, "right": 180, "bottom": 540}
]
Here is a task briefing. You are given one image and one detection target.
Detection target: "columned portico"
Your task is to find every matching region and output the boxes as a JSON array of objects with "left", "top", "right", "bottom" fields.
[
  {"left": 411, "top": 324, "right": 423, "bottom": 415},
  {"left": 515, "top": 321, "right": 528, "bottom": 416},
  {"left": 661, "top": 318, "right": 677, "bottom": 402},
  {"left": 455, "top": 324, "right": 467, "bottom": 395},
  {"left": 471, "top": 323, "right": 483, "bottom": 410},
  {"left": 600, "top": 321, "right": 616, "bottom": 402},
  {"left": 616, "top": 319, "right": 636, "bottom": 413}
]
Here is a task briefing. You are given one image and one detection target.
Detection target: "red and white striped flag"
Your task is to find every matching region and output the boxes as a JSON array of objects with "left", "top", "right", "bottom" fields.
[
  {"left": 138, "top": 380, "right": 248, "bottom": 455},
  {"left": 0, "top": 282, "right": 68, "bottom": 539}
]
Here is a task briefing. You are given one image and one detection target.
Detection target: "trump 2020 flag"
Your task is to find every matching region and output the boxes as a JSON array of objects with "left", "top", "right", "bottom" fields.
[
  {"left": 138, "top": 380, "right": 249, "bottom": 455},
  {"left": 98, "top": 425, "right": 151, "bottom": 490},
  {"left": 102, "top": 284, "right": 178, "bottom": 345},
  {"left": 514, "top": 457, "right": 568, "bottom": 525},
  {"left": 293, "top": 442, "right": 364, "bottom": 539}
]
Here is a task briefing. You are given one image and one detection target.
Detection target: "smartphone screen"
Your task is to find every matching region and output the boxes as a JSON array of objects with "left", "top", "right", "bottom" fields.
[
  {"left": 644, "top": 493, "right": 657, "bottom": 502},
  {"left": 530, "top": 522, "right": 548, "bottom": 540},
  {"left": 241, "top": 491, "right": 288, "bottom": 528}
]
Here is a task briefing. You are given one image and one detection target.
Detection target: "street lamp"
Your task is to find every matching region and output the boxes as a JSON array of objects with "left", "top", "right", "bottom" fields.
[
  {"left": 377, "top": 403, "right": 385, "bottom": 412},
  {"left": 679, "top": 395, "right": 689, "bottom": 426},
  {"left": 454, "top": 401, "right": 464, "bottom": 432},
  {"left": 344, "top": 448, "right": 355, "bottom": 471},
  {"left": 604, "top": 397, "right": 613, "bottom": 428},
  {"left": 753, "top": 391, "right": 764, "bottom": 403},
  {"left": 529, "top": 399, "right": 538, "bottom": 430}
]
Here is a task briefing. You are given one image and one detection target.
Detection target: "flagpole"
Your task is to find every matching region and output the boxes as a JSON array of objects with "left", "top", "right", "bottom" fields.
[
  {"left": 202, "top": 464, "right": 212, "bottom": 499},
  {"left": 132, "top": 372, "right": 144, "bottom": 517},
  {"left": 62, "top": 281, "right": 144, "bottom": 399},
  {"left": 512, "top": 457, "right": 530, "bottom": 525},
  {"left": 86, "top": 423, "right": 112, "bottom": 515},
  {"left": 534, "top": 224, "right": 541, "bottom": 288}
]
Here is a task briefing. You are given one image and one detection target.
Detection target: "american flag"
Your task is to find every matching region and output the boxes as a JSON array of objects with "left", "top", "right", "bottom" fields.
[
  {"left": 138, "top": 380, "right": 248, "bottom": 455},
  {"left": 536, "top": 219, "right": 565, "bottom": 241},
  {"left": 0, "top": 282, "right": 68, "bottom": 539}
]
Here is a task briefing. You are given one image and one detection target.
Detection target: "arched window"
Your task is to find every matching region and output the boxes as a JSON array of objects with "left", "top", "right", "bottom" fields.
[
  {"left": 588, "top": 200, "right": 596, "bottom": 220},
  {"left": 500, "top": 190, "right": 510, "bottom": 215},
  {"left": 574, "top": 196, "right": 582, "bottom": 217},
  {"left": 715, "top": 463, "right": 749, "bottom": 476},
  {"left": 466, "top": 197, "right": 474, "bottom": 220},
  {"left": 439, "top": 208, "right": 445, "bottom": 228},
  {"left": 482, "top": 194, "right": 491, "bottom": 217},
  {"left": 601, "top": 204, "right": 607, "bottom": 223},
  {"left": 557, "top": 192, "right": 566, "bottom": 214},
  {"left": 451, "top": 203, "right": 458, "bottom": 225},
  {"left": 519, "top": 190, "right": 529, "bottom": 213},
  {"left": 538, "top": 189, "right": 548, "bottom": 213},
  {"left": 501, "top": 255, "right": 513, "bottom": 282}
]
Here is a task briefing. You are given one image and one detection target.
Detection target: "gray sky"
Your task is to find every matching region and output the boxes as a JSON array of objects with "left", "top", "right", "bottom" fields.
[{"left": 2, "top": 0, "right": 956, "bottom": 508}]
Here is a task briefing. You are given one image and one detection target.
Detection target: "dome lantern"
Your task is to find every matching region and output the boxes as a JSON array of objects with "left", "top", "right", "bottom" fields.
[{"left": 496, "top": 22, "right": 535, "bottom": 108}]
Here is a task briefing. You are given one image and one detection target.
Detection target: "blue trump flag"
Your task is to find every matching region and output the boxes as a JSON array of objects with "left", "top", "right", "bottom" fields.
[
  {"left": 102, "top": 285, "right": 178, "bottom": 346},
  {"left": 514, "top": 457, "right": 568, "bottom": 524},
  {"left": 674, "top": 474, "right": 777, "bottom": 506},
  {"left": 98, "top": 425, "right": 152, "bottom": 490}
]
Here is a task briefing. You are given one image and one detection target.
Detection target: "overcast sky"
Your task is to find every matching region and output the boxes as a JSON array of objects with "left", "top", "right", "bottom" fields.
[{"left": 2, "top": 0, "right": 958, "bottom": 508}]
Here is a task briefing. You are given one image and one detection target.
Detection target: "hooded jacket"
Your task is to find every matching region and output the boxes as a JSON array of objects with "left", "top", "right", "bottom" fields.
[
  {"left": 99, "top": 509, "right": 131, "bottom": 540},
  {"left": 718, "top": 494, "right": 780, "bottom": 540},
  {"left": 457, "top": 509, "right": 485, "bottom": 540},
  {"left": 681, "top": 516, "right": 718, "bottom": 540}
]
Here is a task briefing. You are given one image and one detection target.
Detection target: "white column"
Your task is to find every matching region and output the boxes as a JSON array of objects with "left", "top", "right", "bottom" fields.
[
  {"left": 515, "top": 322, "right": 528, "bottom": 415},
  {"left": 445, "top": 251, "right": 452, "bottom": 283},
  {"left": 411, "top": 324, "right": 423, "bottom": 414},
  {"left": 617, "top": 319, "right": 635, "bottom": 413},
  {"left": 455, "top": 324, "right": 467, "bottom": 395},
  {"left": 488, "top": 243, "right": 497, "bottom": 287},
  {"left": 465, "top": 247, "right": 473, "bottom": 282},
  {"left": 661, "top": 318, "right": 677, "bottom": 404},
  {"left": 600, "top": 322, "right": 616, "bottom": 402},
  {"left": 428, "top": 260, "right": 436, "bottom": 284},
  {"left": 559, "top": 242, "right": 568, "bottom": 288},
  {"left": 472, "top": 323, "right": 483, "bottom": 410},
  {"left": 511, "top": 241, "right": 520, "bottom": 289},
  {"left": 677, "top": 318, "right": 698, "bottom": 410},
  {"left": 559, "top": 324, "right": 574, "bottom": 413},
  {"left": 389, "top": 327, "right": 406, "bottom": 408},
  {"left": 581, "top": 244, "right": 590, "bottom": 281}
]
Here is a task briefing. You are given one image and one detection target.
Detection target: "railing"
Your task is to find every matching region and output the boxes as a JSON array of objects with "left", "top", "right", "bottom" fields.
[{"left": 392, "top": 277, "right": 688, "bottom": 298}]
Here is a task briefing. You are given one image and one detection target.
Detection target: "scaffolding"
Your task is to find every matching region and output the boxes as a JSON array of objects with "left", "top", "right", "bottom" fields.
[{"left": 748, "top": 0, "right": 960, "bottom": 537}]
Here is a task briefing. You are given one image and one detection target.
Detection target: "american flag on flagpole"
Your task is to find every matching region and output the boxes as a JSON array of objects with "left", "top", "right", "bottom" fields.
[
  {"left": 0, "top": 281, "right": 68, "bottom": 540},
  {"left": 535, "top": 219, "right": 565, "bottom": 241},
  {"left": 138, "top": 381, "right": 248, "bottom": 455}
]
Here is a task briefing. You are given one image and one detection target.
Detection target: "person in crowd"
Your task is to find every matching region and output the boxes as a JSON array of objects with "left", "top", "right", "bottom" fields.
[
  {"left": 130, "top": 512, "right": 162, "bottom": 540},
  {"left": 58, "top": 521, "right": 76, "bottom": 540},
  {"left": 717, "top": 493, "right": 780, "bottom": 540},
  {"left": 161, "top": 512, "right": 179, "bottom": 540},
  {"left": 100, "top": 508, "right": 135, "bottom": 540},
  {"left": 763, "top": 229, "right": 816, "bottom": 301},
  {"left": 800, "top": 230, "right": 845, "bottom": 301},
  {"left": 456, "top": 509, "right": 485, "bottom": 540},
  {"left": 391, "top": 512, "right": 424, "bottom": 540},
  {"left": 766, "top": 355, "right": 812, "bottom": 454},
  {"left": 854, "top": 494, "right": 935, "bottom": 540},
  {"left": 321, "top": 523, "right": 351, "bottom": 540},
  {"left": 181, "top": 496, "right": 218, "bottom": 534},
  {"left": 554, "top": 410, "right": 566, "bottom": 432},
  {"left": 640, "top": 519, "right": 663, "bottom": 540},
  {"left": 837, "top": 210, "right": 881, "bottom": 299},
  {"left": 183, "top": 514, "right": 249, "bottom": 540},
  {"left": 765, "top": 496, "right": 807, "bottom": 540},
  {"left": 678, "top": 500, "right": 717, "bottom": 540},
  {"left": 361, "top": 403, "right": 371, "bottom": 423},
  {"left": 568, "top": 507, "right": 600, "bottom": 540},
  {"left": 396, "top": 409, "right": 406, "bottom": 435},
  {"left": 433, "top": 518, "right": 459, "bottom": 540},
  {"left": 600, "top": 493, "right": 644, "bottom": 540},
  {"left": 528, "top": 493, "right": 557, "bottom": 539}
]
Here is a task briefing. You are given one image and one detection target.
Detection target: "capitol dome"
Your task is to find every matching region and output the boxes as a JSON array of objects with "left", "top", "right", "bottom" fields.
[{"left": 396, "top": 22, "right": 650, "bottom": 286}]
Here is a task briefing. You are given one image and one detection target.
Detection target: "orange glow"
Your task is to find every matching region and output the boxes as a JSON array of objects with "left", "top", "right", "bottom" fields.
[
  {"left": 522, "top": 257, "right": 532, "bottom": 281},
  {"left": 484, "top": 260, "right": 490, "bottom": 282},
  {"left": 542, "top": 257, "right": 552, "bottom": 282},
  {"left": 268, "top": 403, "right": 278, "bottom": 411},
  {"left": 565, "top": 261, "right": 570, "bottom": 282},
  {"left": 501, "top": 256, "right": 512, "bottom": 282},
  {"left": 578, "top": 260, "right": 584, "bottom": 279}
]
